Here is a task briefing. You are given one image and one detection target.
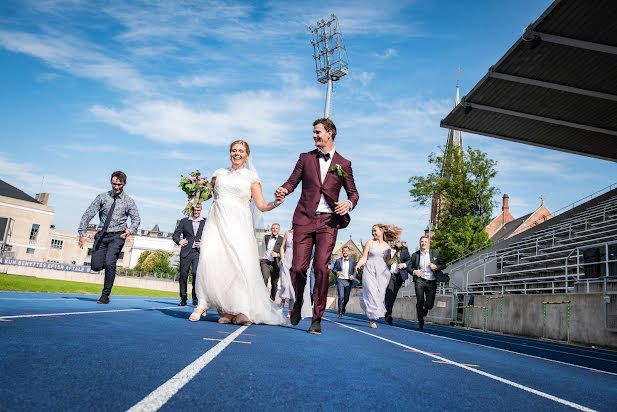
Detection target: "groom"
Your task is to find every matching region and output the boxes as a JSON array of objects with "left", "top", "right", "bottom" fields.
[{"left": 276, "top": 118, "right": 359, "bottom": 334}]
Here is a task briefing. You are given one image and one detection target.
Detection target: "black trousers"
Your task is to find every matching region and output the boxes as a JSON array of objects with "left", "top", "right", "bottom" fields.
[
  {"left": 385, "top": 272, "right": 404, "bottom": 319},
  {"left": 260, "top": 259, "right": 280, "bottom": 301},
  {"left": 179, "top": 248, "right": 199, "bottom": 301},
  {"left": 414, "top": 277, "right": 437, "bottom": 321},
  {"left": 91, "top": 232, "right": 125, "bottom": 296}
]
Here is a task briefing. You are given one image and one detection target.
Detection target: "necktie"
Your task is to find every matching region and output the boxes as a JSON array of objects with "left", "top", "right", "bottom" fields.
[
  {"left": 318, "top": 152, "right": 331, "bottom": 161},
  {"left": 95, "top": 195, "right": 119, "bottom": 249}
]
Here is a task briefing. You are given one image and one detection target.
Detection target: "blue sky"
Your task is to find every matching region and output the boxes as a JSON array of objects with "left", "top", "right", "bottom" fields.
[{"left": 1, "top": 0, "right": 616, "bottom": 246}]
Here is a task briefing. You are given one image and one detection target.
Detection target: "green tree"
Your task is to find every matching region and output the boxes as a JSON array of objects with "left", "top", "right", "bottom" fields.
[
  {"left": 409, "top": 145, "right": 498, "bottom": 262},
  {"left": 134, "top": 249, "right": 174, "bottom": 275}
]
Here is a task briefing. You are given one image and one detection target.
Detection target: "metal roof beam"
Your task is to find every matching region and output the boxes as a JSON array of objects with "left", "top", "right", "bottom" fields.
[
  {"left": 527, "top": 30, "right": 617, "bottom": 55},
  {"left": 488, "top": 71, "right": 617, "bottom": 102},
  {"left": 437, "top": 123, "right": 617, "bottom": 163},
  {"left": 464, "top": 102, "right": 617, "bottom": 137}
]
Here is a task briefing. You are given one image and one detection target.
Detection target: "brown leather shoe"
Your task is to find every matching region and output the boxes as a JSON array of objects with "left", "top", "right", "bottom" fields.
[
  {"left": 337, "top": 314, "right": 342, "bottom": 319},
  {"left": 232, "top": 313, "right": 251, "bottom": 325}
]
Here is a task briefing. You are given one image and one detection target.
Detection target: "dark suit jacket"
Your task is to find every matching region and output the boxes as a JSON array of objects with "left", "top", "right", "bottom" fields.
[
  {"left": 281, "top": 149, "right": 359, "bottom": 229},
  {"left": 264, "top": 234, "right": 284, "bottom": 266},
  {"left": 333, "top": 257, "right": 359, "bottom": 286},
  {"left": 172, "top": 217, "right": 206, "bottom": 258},
  {"left": 397, "top": 248, "right": 411, "bottom": 282},
  {"left": 406, "top": 249, "right": 446, "bottom": 281}
]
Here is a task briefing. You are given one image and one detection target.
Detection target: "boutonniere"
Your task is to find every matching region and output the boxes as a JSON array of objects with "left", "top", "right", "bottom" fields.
[{"left": 330, "top": 163, "right": 348, "bottom": 178}]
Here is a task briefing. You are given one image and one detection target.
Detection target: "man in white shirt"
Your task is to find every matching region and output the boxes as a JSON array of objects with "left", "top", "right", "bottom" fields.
[
  {"left": 172, "top": 203, "right": 206, "bottom": 306},
  {"left": 332, "top": 246, "right": 357, "bottom": 319},
  {"left": 260, "top": 223, "right": 283, "bottom": 301},
  {"left": 408, "top": 235, "right": 446, "bottom": 330}
]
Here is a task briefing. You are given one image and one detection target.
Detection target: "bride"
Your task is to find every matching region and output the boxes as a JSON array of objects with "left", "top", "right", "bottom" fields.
[{"left": 189, "top": 140, "right": 287, "bottom": 326}]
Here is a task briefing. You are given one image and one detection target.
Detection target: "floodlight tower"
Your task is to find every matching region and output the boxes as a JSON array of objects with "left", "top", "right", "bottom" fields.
[{"left": 309, "top": 14, "right": 349, "bottom": 118}]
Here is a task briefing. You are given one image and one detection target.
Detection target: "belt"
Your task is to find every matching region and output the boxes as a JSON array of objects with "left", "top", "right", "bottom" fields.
[
  {"left": 260, "top": 259, "right": 274, "bottom": 264},
  {"left": 315, "top": 212, "right": 333, "bottom": 215}
]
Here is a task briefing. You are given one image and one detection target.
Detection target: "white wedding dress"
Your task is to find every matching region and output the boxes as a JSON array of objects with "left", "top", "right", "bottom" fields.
[{"left": 195, "top": 167, "right": 287, "bottom": 325}]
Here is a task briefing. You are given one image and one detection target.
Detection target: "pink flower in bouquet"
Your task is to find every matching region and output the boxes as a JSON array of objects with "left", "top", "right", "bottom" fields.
[{"left": 188, "top": 175, "right": 197, "bottom": 182}]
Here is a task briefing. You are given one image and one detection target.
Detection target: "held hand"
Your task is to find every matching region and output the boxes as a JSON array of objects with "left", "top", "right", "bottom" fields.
[
  {"left": 429, "top": 263, "right": 437, "bottom": 270},
  {"left": 334, "top": 200, "right": 351, "bottom": 215},
  {"left": 179, "top": 239, "right": 189, "bottom": 247},
  {"left": 195, "top": 241, "right": 200, "bottom": 248},
  {"left": 413, "top": 269, "right": 422, "bottom": 277},
  {"left": 270, "top": 252, "right": 279, "bottom": 258},
  {"left": 78, "top": 237, "right": 87, "bottom": 249},
  {"left": 397, "top": 263, "right": 405, "bottom": 270},
  {"left": 275, "top": 187, "right": 288, "bottom": 199},
  {"left": 120, "top": 228, "right": 131, "bottom": 239},
  {"left": 337, "top": 271, "right": 343, "bottom": 277},
  {"left": 350, "top": 275, "right": 355, "bottom": 281}
]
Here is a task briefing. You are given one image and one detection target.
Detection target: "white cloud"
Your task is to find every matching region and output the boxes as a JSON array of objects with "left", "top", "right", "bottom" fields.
[
  {"left": 90, "top": 86, "right": 322, "bottom": 146},
  {"left": 0, "top": 30, "right": 150, "bottom": 93}
]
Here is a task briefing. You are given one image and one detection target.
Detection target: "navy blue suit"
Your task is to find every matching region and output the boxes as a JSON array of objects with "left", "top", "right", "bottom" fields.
[{"left": 333, "top": 257, "right": 357, "bottom": 315}]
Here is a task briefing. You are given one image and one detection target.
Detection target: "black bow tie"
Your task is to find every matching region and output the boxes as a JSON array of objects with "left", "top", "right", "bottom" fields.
[
  {"left": 344, "top": 259, "right": 349, "bottom": 261},
  {"left": 318, "top": 152, "right": 331, "bottom": 161}
]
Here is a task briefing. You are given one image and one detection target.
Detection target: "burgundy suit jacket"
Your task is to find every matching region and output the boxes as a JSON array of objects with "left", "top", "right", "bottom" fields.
[{"left": 282, "top": 149, "right": 359, "bottom": 228}]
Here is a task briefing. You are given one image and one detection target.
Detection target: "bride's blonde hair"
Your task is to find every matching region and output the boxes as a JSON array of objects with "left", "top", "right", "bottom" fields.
[
  {"left": 230, "top": 140, "right": 250, "bottom": 155},
  {"left": 373, "top": 224, "right": 402, "bottom": 242}
]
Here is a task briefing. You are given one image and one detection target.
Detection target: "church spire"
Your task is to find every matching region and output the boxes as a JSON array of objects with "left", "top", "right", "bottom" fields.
[{"left": 429, "top": 79, "right": 464, "bottom": 231}]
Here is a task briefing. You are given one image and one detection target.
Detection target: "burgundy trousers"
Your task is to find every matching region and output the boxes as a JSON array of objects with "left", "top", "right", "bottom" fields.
[{"left": 291, "top": 214, "right": 338, "bottom": 322}]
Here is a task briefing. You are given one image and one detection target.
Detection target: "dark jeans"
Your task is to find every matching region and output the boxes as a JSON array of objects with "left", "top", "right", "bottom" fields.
[
  {"left": 336, "top": 279, "right": 351, "bottom": 315},
  {"left": 414, "top": 277, "right": 437, "bottom": 321},
  {"left": 91, "top": 232, "right": 125, "bottom": 296},
  {"left": 385, "top": 272, "right": 404, "bottom": 319},
  {"left": 260, "top": 259, "right": 280, "bottom": 301},
  {"left": 179, "top": 248, "right": 199, "bottom": 301}
]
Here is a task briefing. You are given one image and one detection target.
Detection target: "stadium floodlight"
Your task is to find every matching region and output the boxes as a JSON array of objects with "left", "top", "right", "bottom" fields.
[{"left": 309, "top": 14, "right": 349, "bottom": 118}]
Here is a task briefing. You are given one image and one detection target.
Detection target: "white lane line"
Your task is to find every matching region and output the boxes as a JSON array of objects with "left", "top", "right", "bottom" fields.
[
  {"left": 335, "top": 315, "right": 617, "bottom": 376},
  {"left": 126, "top": 325, "right": 250, "bottom": 412},
  {"left": 0, "top": 307, "right": 187, "bottom": 319},
  {"left": 327, "top": 319, "right": 596, "bottom": 412}
]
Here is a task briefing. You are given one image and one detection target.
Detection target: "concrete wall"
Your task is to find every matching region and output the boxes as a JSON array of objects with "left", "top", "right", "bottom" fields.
[
  {"left": 1, "top": 263, "right": 177, "bottom": 293},
  {"left": 328, "top": 288, "right": 617, "bottom": 349}
]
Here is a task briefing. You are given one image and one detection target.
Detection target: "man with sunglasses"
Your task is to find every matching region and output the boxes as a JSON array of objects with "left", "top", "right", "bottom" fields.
[{"left": 78, "top": 171, "right": 140, "bottom": 304}]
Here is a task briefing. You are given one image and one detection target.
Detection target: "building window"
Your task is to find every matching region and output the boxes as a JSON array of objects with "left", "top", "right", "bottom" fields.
[
  {"left": 87, "top": 248, "right": 93, "bottom": 256},
  {"left": 50, "top": 239, "right": 63, "bottom": 249},
  {"left": 119, "top": 252, "right": 125, "bottom": 260},
  {"left": 84, "top": 262, "right": 91, "bottom": 267},
  {"left": 29, "top": 224, "right": 40, "bottom": 244},
  {"left": 3, "top": 244, "right": 12, "bottom": 252},
  {"left": 26, "top": 248, "right": 35, "bottom": 254}
]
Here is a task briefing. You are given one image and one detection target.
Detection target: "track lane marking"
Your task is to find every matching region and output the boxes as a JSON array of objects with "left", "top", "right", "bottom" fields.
[
  {"left": 0, "top": 306, "right": 188, "bottom": 319},
  {"left": 327, "top": 319, "right": 596, "bottom": 412},
  {"left": 126, "top": 325, "right": 250, "bottom": 412},
  {"left": 203, "top": 337, "right": 251, "bottom": 344},
  {"left": 334, "top": 315, "right": 617, "bottom": 376}
]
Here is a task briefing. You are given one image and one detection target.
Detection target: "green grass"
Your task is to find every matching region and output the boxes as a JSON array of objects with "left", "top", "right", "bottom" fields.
[{"left": 0, "top": 273, "right": 178, "bottom": 297}]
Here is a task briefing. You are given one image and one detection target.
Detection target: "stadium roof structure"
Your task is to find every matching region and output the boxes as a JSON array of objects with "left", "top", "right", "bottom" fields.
[{"left": 440, "top": 0, "right": 617, "bottom": 163}]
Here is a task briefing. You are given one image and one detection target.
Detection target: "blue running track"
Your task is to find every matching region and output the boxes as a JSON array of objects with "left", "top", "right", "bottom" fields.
[{"left": 1, "top": 291, "right": 616, "bottom": 411}]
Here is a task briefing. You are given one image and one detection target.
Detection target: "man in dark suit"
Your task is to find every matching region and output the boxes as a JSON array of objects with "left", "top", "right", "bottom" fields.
[
  {"left": 260, "top": 223, "right": 284, "bottom": 301},
  {"left": 333, "top": 246, "right": 358, "bottom": 318},
  {"left": 172, "top": 203, "right": 206, "bottom": 306},
  {"left": 385, "top": 241, "right": 411, "bottom": 326},
  {"left": 406, "top": 235, "right": 446, "bottom": 330}
]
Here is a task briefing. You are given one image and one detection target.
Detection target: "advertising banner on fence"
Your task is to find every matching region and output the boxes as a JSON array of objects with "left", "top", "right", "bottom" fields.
[{"left": 0, "top": 257, "right": 91, "bottom": 273}]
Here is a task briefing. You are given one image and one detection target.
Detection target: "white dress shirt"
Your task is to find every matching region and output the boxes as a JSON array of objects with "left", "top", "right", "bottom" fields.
[
  {"left": 419, "top": 249, "right": 435, "bottom": 281},
  {"left": 340, "top": 258, "right": 350, "bottom": 280},
  {"left": 263, "top": 236, "right": 277, "bottom": 261},
  {"left": 316, "top": 148, "right": 335, "bottom": 213},
  {"left": 316, "top": 147, "right": 353, "bottom": 214},
  {"left": 189, "top": 216, "right": 204, "bottom": 248}
]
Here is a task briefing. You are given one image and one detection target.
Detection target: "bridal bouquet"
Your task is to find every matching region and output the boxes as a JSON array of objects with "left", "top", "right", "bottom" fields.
[{"left": 179, "top": 170, "right": 212, "bottom": 216}]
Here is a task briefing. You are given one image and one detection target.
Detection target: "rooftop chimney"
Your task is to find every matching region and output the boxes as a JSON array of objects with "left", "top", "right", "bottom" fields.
[
  {"left": 502, "top": 193, "right": 509, "bottom": 212},
  {"left": 35, "top": 193, "right": 49, "bottom": 205}
]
